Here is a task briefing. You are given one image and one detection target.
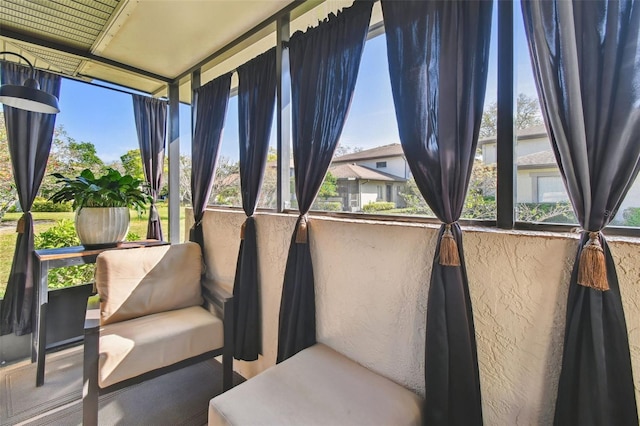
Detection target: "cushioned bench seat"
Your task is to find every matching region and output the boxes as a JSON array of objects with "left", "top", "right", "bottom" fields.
[
  {"left": 99, "top": 305, "right": 224, "bottom": 388},
  {"left": 208, "top": 343, "right": 423, "bottom": 425}
]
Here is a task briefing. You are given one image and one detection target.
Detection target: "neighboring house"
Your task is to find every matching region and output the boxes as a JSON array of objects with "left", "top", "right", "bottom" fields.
[
  {"left": 330, "top": 144, "right": 409, "bottom": 212},
  {"left": 479, "top": 124, "right": 640, "bottom": 222}
]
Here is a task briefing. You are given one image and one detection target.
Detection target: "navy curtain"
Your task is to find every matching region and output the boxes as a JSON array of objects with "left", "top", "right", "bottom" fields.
[
  {"left": 277, "top": 0, "right": 373, "bottom": 363},
  {"left": 522, "top": 1, "right": 640, "bottom": 424},
  {"left": 190, "top": 73, "right": 231, "bottom": 248},
  {"left": 233, "top": 48, "right": 276, "bottom": 361},
  {"left": 382, "top": 1, "right": 493, "bottom": 424},
  {"left": 132, "top": 94, "right": 167, "bottom": 240},
  {"left": 0, "top": 62, "right": 61, "bottom": 335}
]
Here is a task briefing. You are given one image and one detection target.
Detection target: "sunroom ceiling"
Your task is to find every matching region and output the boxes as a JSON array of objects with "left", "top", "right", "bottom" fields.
[{"left": 0, "top": 0, "right": 300, "bottom": 101}]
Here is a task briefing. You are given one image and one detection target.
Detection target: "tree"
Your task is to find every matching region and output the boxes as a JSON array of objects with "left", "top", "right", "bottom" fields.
[
  {"left": 334, "top": 145, "right": 364, "bottom": 158},
  {"left": 120, "top": 149, "right": 145, "bottom": 181},
  {"left": 179, "top": 154, "right": 192, "bottom": 205},
  {"left": 318, "top": 171, "right": 338, "bottom": 199},
  {"left": 480, "top": 93, "right": 543, "bottom": 139},
  {"left": 40, "top": 127, "right": 105, "bottom": 198},
  {"left": 210, "top": 157, "right": 241, "bottom": 206}
]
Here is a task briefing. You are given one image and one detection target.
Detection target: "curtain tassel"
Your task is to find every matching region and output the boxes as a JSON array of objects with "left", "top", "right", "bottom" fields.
[
  {"left": 240, "top": 220, "right": 247, "bottom": 240},
  {"left": 577, "top": 231, "right": 608, "bottom": 291},
  {"left": 439, "top": 223, "right": 460, "bottom": 266},
  {"left": 16, "top": 215, "right": 25, "bottom": 234},
  {"left": 295, "top": 215, "right": 309, "bottom": 244}
]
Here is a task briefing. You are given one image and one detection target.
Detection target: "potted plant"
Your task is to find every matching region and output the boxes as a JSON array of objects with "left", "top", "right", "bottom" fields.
[{"left": 49, "top": 168, "right": 150, "bottom": 248}]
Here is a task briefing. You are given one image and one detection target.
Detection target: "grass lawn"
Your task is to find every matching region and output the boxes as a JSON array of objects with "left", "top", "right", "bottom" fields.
[{"left": 0, "top": 203, "right": 187, "bottom": 298}]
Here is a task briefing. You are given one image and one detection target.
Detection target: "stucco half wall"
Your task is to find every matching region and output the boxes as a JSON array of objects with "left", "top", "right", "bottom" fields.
[{"left": 187, "top": 208, "right": 640, "bottom": 425}]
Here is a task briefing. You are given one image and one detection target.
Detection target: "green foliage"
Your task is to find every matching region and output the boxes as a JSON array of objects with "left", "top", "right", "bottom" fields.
[
  {"left": 31, "top": 197, "right": 73, "bottom": 212},
  {"left": 210, "top": 157, "right": 241, "bottom": 206},
  {"left": 120, "top": 149, "right": 145, "bottom": 181},
  {"left": 363, "top": 201, "right": 396, "bottom": 212},
  {"left": 622, "top": 207, "right": 640, "bottom": 227},
  {"left": 34, "top": 220, "right": 95, "bottom": 289},
  {"left": 125, "top": 230, "right": 141, "bottom": 241},
  {"left": 318, "top": 172, "right": 338, "bottom": 199},
  {"left": 399, "top": 179, "right": 434, "bottom": 216},
  {"left": 313, "top": 201, "right": 342, "bottom": 211},
  {"left": 49, "top": 168, "right": 151, "bottom": 211},
  {"left": 517, "top": 202, "right": 576, "bottom": 223},
  {"left": 39, "top": 127, "right": 105, "bottom": 198},
  {"left": 481, "top": 93, "right": 543, "bottom": 139}
]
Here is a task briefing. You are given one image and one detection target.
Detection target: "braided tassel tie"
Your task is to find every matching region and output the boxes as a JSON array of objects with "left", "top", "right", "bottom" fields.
[
  {"left": 439, "top": 223, "right": 460, "bottom": 266},
  {"left": 577, "top": 231, "right": 609, "bottom": 291},
  {"left": 240, "top": 220, "right": 247, "bottom": 240},
  {"left": 295, "top": 214, "right": 309, "bottom": 244}
]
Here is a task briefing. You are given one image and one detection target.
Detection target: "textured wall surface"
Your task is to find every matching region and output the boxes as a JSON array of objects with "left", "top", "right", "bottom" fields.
[{"left": 192, "top": 209, "right": 640, "bottom": 425}]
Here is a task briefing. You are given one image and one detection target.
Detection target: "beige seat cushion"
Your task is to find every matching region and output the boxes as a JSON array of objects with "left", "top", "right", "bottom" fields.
[
  {"left": 208, "top": 343, "right": 423, "bottom": 426},
  {"left": 99, "top": 305, "right": 223, "bottom": 388},
  {"left": 96, "top": 242, "right": 204, "bottom": 325}
]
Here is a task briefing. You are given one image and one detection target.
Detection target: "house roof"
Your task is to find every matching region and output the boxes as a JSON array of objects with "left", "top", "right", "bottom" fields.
[
  {"left": 333, "top": 143, "right": 404, "bottom": 162},
  {"left": 329, "top": 163, "right": 406, "bottom": 182},
  {"left": 478, "top": 124, "right": 548, "bottom": 146},
  {"left": 517, "top": 150, "right": 557, "bottom": 168}
]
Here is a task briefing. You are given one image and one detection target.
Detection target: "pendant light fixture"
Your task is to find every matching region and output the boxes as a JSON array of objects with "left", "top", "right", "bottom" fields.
[{"left": 0, "top": 51, "right": 60, "bottom": 114}]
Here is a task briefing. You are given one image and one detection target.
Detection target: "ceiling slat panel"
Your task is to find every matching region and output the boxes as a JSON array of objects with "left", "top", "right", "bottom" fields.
[
  {"left": 0, "top": 12, "right": 96, "bottom": 48},
  {"left": 46, "top": 0, "right": 114, "bottom": 20},
  {"left": 76, "top": 0, "right": 121, "bottom": 13},
  {"left": 3, "top": 0, "right": 109, "bottom": 29}
]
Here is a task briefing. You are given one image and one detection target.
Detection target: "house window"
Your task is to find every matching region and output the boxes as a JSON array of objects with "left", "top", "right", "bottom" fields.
[
  {"left": 376, "top": 161, "right": 387, "bottom": 168},
  {"left": 535, "top": 176, "right": 568, "bottom": 203}
]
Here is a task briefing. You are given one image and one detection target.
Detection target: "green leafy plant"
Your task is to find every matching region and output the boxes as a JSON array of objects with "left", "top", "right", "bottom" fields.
[
  {"left": 363, "top": 201, "right": 396, "bottom": 212},
  {"left": 49, "top": 168, "right": 150, "bottom": 212},
  {"left": 622, "top": 207, "right": 640, "bottom": 227},
  {"left": 31, "top": 196, "right": 73, "bottom": 212},
  {"left": 34, "top": 219, "right": 94, "bottom": 288}
]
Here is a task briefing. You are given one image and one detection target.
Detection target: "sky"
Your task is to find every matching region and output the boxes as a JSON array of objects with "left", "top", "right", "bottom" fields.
[{"left": 51, "top": 3, "right": 535, "bottom": 166}]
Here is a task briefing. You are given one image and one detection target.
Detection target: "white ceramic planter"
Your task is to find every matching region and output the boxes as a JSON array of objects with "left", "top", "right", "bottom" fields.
[{"left": 75, "top": 207, "right": 130, "bottom": 247}]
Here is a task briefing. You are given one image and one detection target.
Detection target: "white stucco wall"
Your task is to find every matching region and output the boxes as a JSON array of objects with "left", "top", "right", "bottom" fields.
[
  {"left": 356, "top": 156, "right": 409, "bottom": 179},
  {"left": 482, "top": 137, "right": 551, "bottom": 165},
  {"left": 360, "top": 182, "right": 380, "bottom": 206},
  {"left": 190, "top": 209, "right": 640, "bottom": 425}
]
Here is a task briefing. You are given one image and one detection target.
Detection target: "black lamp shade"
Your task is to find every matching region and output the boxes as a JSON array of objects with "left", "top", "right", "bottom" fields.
[{"left": 0, "top": 78, "right": 60, "bottom": 114}]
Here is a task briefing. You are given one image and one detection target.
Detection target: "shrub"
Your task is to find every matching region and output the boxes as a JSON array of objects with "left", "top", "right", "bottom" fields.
[
  {"left": 35, "top": 220, "right": 94, "bottom": 289},
  {"left": 32, "top": 197, "right": 73, "bottom": 212},
  {"left": 312, "top": 201, "right": 342, "bottom": 211},
  {"left": 622, "top": 207, "right": 640, "bottom": 227},
  {"left": 362, "top": 202, "right": 396, "bottom": 212}
]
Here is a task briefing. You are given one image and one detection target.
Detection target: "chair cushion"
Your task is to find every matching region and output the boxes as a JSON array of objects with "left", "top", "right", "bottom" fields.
[
  {"left": 208, "top": 343, "right": 423, "bottom": 426},
  {"left": 95, "top": 242, "right": 204, "bottom": 325},
  {"left": 98, "top": 305, "right": 223, "bottom": 388}
]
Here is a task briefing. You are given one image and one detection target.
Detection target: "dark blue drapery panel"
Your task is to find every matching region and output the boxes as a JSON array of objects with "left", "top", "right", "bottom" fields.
[
  {"left": 190, "top": 73, "right": 231, "bottom": 248},
  {"left": 277, "top": 0, "right": 373, "bottom": 363},
  {"left": 522, "top": 1, "right": 639, "bottom": 424},
  {"left": 382, "top": 1, "right": 493, "bottom": 424},
  {"left": 132, "top": 94, "right": 167, "bottom": 240},
  {"left": 0, "top": 62, "right": 60, "bottom": 335},
  {"left": 234, "top": 48, "right": 276, "bottom": 361}
]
